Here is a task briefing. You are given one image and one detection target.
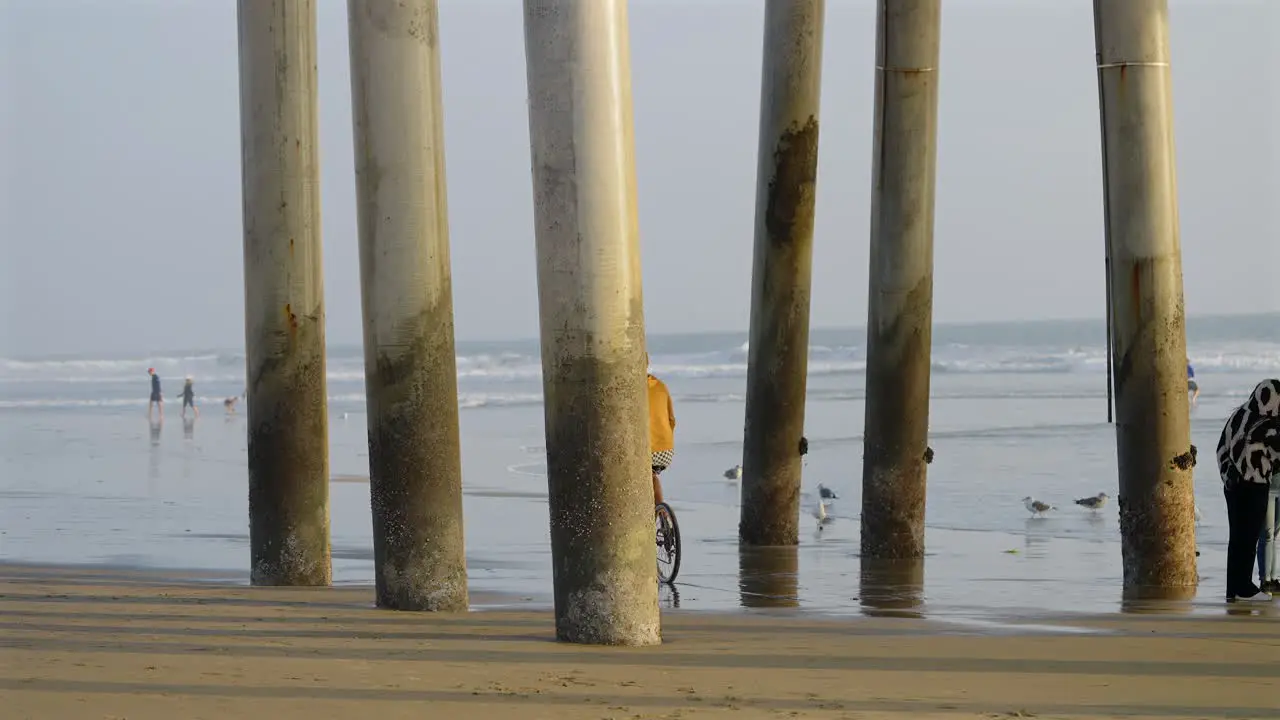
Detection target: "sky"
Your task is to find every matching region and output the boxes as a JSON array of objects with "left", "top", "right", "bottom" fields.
[{"left": 0, "top": 0, "right": 1276, "bottom": 357}]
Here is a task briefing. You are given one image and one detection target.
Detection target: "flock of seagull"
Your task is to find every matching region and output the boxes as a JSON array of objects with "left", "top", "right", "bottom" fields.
[
  {"left": 721, "top": 463, "right": 841, "bottom": 531},
  {"left": 1023, "top": 492, "right": 1203, "bottom": 523},
  {"left": 721, "top": 464, "right": 1204, "bottom": 529},
  {"left": 1021, "top": 493, "right": 1108, "bottom": 517}
]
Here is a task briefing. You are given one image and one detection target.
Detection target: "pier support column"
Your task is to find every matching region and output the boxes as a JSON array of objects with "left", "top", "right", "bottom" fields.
[
  {"left": 521, "top": 0, "right": 660, "bottom": 646},
  {"left": 860, "top": 0, "right": 941, "bottom": 560},
  {"left": 1092, "top": 0, "right": 1197, "bottom": 588},
  {"left": 236, "top": 0, "right": 330, "bottom": 586},
  {"left": 348, "top": 0, "right": 468, "bottom": 611},
  {"left": 739, "top": 0, "right": 826, "bottom": 547}
]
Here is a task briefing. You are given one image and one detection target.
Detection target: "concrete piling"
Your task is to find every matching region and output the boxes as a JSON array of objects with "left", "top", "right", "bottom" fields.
[
  {"left": 347, "top": 0, "right": 468, "bottom": 611},
  {"left": 739, "top": 0, "right": 826, "bottom": 548},
  {"left": 1092, "top": 0, "right": 1197, "bottom": 588},
  {"left": 236, "top": 0, "right": 331, "bottom": 586},
  {"left": 521, "top": 0, "right": 661, "bottom": 646},
  {"left": 860, "top": 0, "right": 942, "bottom": 561}
]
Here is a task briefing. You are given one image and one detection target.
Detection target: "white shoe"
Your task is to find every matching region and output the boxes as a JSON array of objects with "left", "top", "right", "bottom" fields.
[{"left": 1230, "top": 591, "right": 1273, "bottom": 603}]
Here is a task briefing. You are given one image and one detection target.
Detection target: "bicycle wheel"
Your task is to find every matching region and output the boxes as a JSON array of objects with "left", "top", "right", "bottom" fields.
[{"left": 655, "top": 502, "right": 682, "bottom": 584}]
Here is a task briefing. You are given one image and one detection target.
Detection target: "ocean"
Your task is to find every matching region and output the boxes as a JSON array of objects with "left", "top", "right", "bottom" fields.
[{"left": 3, "top": 314, "right": 1279, "bottom": 620}]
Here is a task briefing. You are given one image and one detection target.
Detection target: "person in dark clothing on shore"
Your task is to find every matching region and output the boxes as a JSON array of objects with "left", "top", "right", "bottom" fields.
[
  {"left": 147, "top": 368, "right": 164, "bottom": 422},
  {"left": 1217, "top": 378, "right": 1280, "bottom": 603}
]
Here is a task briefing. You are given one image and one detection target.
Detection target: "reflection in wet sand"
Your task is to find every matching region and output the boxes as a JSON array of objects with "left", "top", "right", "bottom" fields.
[
  {"left": 147, "top": 421, "right": 162, "bottom": 487},
  {"left": 859, "top": 557, "right": 924, "bottom": 618},
  {"left": 738, "top": 545, "right": 799, "bottom": 608},
  {"left": 1023, "top": 517, "right": 1052, "bottom": 558},
  {"left": 1119, "top": 584, "right": 1196, "bottom": 615},
  {"left": 182, "top": 416, "right": 195, "bottom": 440}
]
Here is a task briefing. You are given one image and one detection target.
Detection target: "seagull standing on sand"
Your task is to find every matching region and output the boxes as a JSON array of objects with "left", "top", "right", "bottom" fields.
[
  {"left": 815, "top": 499, "right": 832, "bottom": 530},
  {"left": 724, "top": 464, "right": 742, "bottom": 481},
  {"left": 1074, "top": 492, "right": 1109, "bottom": 511},
  {"left": 818, "top": 483, "right": 838, "bottom": 500},
  {"left": 1023, "top": 496, "right": 1054, "bottom": 517}
]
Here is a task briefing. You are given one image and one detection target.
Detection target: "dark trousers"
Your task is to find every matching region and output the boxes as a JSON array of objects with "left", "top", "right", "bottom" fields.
[{"left": 1224, "top": 481, "right": 1271, "bottom": 598}]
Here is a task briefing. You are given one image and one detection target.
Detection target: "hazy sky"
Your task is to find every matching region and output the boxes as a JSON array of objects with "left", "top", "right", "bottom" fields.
[{"left": 1, "top": 0, "right": 1276, "bottom": 357}]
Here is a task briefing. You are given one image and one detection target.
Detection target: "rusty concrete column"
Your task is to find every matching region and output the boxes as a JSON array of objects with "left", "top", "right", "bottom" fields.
[
  {"left": 1093, "top": 0, "right": 1197, "bottom": 588},
  {"left": 739, "top": 0, "right": 826, "bottom": 547},
  {"left": 860, "top": 0, "right": 941, "bottom": 560},
  {"left": 236, "top": 0, "right": 331, "bottom": 585},
  {"left": 348, "top": 0, "right": 468, "bottom": 611},
  {"left": 522, "top": 0, "right": 660, "bottom": 646}
]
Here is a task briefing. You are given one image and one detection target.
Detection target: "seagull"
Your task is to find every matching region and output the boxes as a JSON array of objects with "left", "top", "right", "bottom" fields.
[
  {"left": 1074, "top": 492, "right": 1109, "bottom": 511},
  {"left": 1023, "top": 496, "right": 1054, "bottom": 517},
  {"left": 723, "top": 464, "right": 742, "bottom": 480},
  {"left": 815, "top": 499, "right": 833, "bottom": 530},
  {"left": 818, "top": 483, "right": 838, "bottom": 500}
]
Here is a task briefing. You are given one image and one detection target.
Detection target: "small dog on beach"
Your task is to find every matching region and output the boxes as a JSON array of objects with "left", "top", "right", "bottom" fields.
[{"left": 223, "top": 396, "right": 239, "bottom": 414}]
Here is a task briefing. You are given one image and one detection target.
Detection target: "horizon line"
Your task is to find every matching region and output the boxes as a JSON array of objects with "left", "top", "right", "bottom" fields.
[
  {"left": 452, "top": 309, "right": 1278, "bottom": 346},
  {"left": 5, "top": 310, "right": 1275, "bottom": 361}
]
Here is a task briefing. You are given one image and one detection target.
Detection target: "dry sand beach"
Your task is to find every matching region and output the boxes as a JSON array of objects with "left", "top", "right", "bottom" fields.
[{"left": 2, "top": 564, "right": 1278, "bottom": 720}]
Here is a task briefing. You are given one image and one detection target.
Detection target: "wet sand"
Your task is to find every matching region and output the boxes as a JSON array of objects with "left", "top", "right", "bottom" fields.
[
  {"left": 1, "top": 376, "right": 1250, "bottom": 618},
  {"left": 2, "top": 564, "right": 1278, "bottom": 719}
]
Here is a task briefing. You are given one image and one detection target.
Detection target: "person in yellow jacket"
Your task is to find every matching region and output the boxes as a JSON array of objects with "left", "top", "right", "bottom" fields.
[{"left": 647, "top": 353, "right": 676, "bottom": 504}]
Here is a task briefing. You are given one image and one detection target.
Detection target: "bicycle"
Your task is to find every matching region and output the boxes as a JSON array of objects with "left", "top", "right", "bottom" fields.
[{"left": 655, "top": 501, "right": 682, "bottom": 584}]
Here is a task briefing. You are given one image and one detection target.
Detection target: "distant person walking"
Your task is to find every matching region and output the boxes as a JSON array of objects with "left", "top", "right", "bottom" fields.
[
  {"left": 1216, "top": 378, "right": 1280, "bottom": 603},
  {"left": 1187, "top": 360, "right": 1199, "bottom": 404},
  {"left": 147, "top": 368, "right": 163, "bottom": 422},
  {"left": 180, "top": 376, "right": 199, "bottom": 419}
]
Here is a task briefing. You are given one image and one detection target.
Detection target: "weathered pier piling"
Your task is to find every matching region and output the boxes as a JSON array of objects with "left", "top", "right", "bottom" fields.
[
  {"left": 739, "top": 0, "right": 826, "bottom": 548},
  {"left": 347, "top": 0, "right": 469, "bottom": 611},
  {"left": 236, "top": 0, "right": 331, "bottom": 585},
  {"left": 1092, "top": 0, "right": 1197, "bottom": 588},
  {"left": 860, "top": 0, "right": 942, "bottom": 560},
  {"left": 521, "top": 0, "right": 661, "bottom": 646}
]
